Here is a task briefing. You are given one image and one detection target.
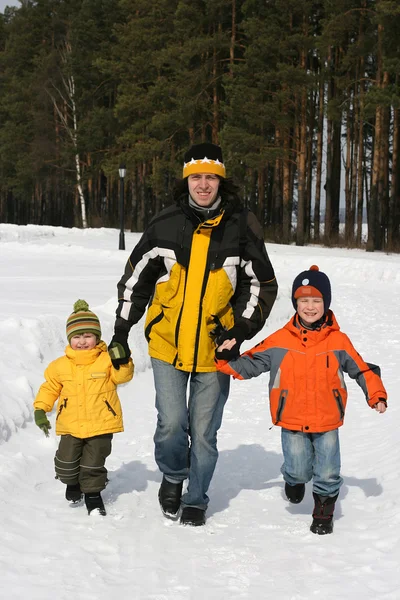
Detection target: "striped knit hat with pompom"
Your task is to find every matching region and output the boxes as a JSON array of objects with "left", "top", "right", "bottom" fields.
[{"left": 66, "top": 300, "right": 101, "bottom": 343}]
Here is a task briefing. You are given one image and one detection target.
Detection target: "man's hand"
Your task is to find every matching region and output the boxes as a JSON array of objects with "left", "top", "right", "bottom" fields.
[
  {"left": 216, "top": 338, "right": 238, "bottom": 360},
  {"left": 215, "top": 323, "right": 248, "bottom": 360}
]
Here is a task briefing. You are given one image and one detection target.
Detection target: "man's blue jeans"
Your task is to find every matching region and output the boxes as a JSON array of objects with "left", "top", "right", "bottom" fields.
[
  {"left": 281, "top": 428, "right": 343, "bottom": 497},
  {"left": 151, "top": 358, "right": 230, "bottom": 509}
]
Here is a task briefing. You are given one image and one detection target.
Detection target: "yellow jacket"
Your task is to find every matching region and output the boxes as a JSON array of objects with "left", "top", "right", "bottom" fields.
[
  {"left": 33, "top": 341, "right": 134, "bottom": 438},
  {"left": 116, "top": 203, "right": 277, "bottom": 372}
]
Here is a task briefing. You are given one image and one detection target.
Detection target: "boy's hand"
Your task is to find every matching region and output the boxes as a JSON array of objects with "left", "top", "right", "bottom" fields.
[
  {"left": 34, "top": 409, "right": 51, "bottom": 437},
  {"left": 216, "top": 338, "right": 238, "bottom": 360},
  {"left": 374, "top": 400, "right": 387, "bottom": 413},
  {"left": 108, "top": 330, "right": 131, "bottom": 369}
]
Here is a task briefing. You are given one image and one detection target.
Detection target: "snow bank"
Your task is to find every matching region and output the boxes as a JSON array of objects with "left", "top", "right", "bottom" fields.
[{"left": 0, "top": 309, "right": 150, "bottom": 443}]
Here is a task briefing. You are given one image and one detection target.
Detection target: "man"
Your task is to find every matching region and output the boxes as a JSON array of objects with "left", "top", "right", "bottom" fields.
[{"left": 109, "top": 142, "right": 278, "bottom": 526}]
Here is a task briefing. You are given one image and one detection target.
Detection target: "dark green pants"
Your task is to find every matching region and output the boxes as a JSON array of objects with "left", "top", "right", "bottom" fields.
[{"left": 54, "top": 434, "right": 113, "bottom": 493}]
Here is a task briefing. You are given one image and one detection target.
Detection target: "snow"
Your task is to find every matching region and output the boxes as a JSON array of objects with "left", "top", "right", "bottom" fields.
[{"left": 0, "top": 222, "right": 399, "bottom": 600}]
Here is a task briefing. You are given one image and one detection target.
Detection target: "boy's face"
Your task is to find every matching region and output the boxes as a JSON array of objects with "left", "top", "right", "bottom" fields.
[
  {"left": 296, "top": 297, "right": 324, "bottom": 325},
  {"left": 70, "top": 333, "right": 98, "bottom": 350}
]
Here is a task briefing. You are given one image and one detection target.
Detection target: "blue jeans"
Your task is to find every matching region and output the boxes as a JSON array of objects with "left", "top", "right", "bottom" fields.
[
  {"left": 281, "top": 428, "right": 343, "bottom": 497},
  {"left": 151, "top": 358, "right": 230, "bottom": 509}
]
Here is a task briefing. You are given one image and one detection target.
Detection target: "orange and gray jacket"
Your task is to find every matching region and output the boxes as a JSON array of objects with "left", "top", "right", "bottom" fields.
[
  {"left": 33, "top": 342, "right": 134, "bottom": 438},
  {"left": 115, "top": 198, "right": 277, "bottom": 372},
  {"left": 216, "top": 311, "right": 387, "bottom": 432}
]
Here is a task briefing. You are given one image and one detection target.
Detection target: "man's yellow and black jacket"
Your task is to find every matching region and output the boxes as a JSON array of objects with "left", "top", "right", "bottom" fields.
[{"left": 115, "top": 196, "right": 278, "bottom": 372}]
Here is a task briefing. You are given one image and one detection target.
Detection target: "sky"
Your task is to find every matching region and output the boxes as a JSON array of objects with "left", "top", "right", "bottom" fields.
[
  {"left": 0, "top": 223, "right": 399, "bottom": 600},
  {"left": 0, "top": 0, "right": 18, "bottom": 10}
]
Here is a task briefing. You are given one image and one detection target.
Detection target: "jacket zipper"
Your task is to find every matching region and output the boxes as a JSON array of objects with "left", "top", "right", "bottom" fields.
[
  {"left": 104, "top": 399, "right": 117, "bottom": 417},
  {"left": 275, "top": 390, "right": 288, "bottom": 424},
  {"left": 333, "top": 389, "right": 345, "bottom": 419},
  {"left": 192, "top": 268, "right": 210, "bottom": 372}
]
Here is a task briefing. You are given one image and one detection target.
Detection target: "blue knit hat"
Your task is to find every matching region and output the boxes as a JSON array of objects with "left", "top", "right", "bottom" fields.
[{"left": 292, "top": 265, "right": 331, "bottom": 313}]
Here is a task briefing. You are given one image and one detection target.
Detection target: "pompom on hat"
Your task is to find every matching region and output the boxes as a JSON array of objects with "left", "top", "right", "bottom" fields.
[
  {"left": 291, "top": 265, "right": 331, "bottom": 313},
  {"left": 66, "top": 300, "right": 101, "bottom": 343},
  {"left": 182, "top": 142, "right": 226, "bottom": 178}
]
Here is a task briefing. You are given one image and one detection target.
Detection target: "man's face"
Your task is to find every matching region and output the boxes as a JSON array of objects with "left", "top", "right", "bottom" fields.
[
  {"left": 296, "top": 297, "right": 324, "bottom": 325},
  {"left": 188, "top": 173, "right": 220, "bottom": 207}
]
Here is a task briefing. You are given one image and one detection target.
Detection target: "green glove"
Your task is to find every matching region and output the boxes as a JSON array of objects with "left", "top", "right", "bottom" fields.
[
  {"left": 108, "top": 330, "right": 131, "bottom": 369},
  {"left": 34, "top": 409, "right": 51, "bottom": 437}
]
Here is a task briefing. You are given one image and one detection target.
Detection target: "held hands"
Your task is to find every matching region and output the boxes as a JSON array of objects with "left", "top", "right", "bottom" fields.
[
  {"left": 108, "top": 329, "right": 131, "bottom": 369},
  {"left": 215, "top": 323, "right": 248, "bottom": 361},
  {"left": 34, "top": 409, "right": 51, "bottom": 437},
  {"left": 216, "top": 338, "right": 238, "bottom": 361}
]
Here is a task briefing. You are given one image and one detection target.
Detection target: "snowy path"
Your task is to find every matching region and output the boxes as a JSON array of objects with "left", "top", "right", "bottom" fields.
[{"left": 1, "top": 224, "right": 399, "bottom": 599}]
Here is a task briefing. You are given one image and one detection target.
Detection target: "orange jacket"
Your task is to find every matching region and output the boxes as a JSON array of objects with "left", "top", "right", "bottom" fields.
[{"left": 216, "top": 311, "right": 387, "bottom": 433}]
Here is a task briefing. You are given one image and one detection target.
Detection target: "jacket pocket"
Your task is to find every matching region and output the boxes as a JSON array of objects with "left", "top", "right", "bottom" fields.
[
  {"left": 104, "top": 399, "right": 117, "bottom": 417},
  {"left": 56, "top": 398, "right": 68, "bottom": 421},
  {"left": 91, "top": 372, "right": 107, "bottom": 379},
  {"left": 333, "top": 389, "right": 345, "bottom": 420},
  {"left": 275, "top": 390, "right": 288, "bottom": 424},
  {"left": 145, "top": 309, "right": 164, "bottom": 342}
]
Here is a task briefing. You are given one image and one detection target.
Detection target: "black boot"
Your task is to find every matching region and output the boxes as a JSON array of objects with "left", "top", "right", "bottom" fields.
[
  {"left": 285, "top": 482, "right": 305, "bottom": 504},
  {"left": 158, "top": 476, "right": 183, "bottom": 519},
  {"left": 310, "top": 492, "right": 338, "bottom": 535},
  {"left": 65, "top": 483, "right": 83, "bottom": 503},
  {"left": 180, "top": 507, "right": 206, "bottom": 527},
  {"left": 84, "top": 492, "right": 106, "bottom": 516}
]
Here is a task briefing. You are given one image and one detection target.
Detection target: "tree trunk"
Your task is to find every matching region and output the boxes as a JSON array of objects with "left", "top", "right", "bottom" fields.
[
  {"left": 389, "top": 106, "right": 400, "bottom": 249},
  {"left": 229, "top": 0, "right": 236, "bottom": 77},
  {"left": 314, "top": 74, "right": 324, "bottom": 242}
]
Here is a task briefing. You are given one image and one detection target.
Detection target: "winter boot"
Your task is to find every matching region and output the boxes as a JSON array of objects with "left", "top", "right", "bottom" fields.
[
  {"left": 84, "top": 492, "right": 106, "bottom": 516},
  {"left": 285, "top": 482, "right": 305, "bottom": 504},
  {"left": 158, "top": 476, "right": 183, "bottom": 519},
  {"left": 310, "top": 492, "right": 338, "bottom": 535},
  {"left": 180, "top": 507, "right": 206, "bottom": 527},
  {"left": 65, "top": 483, "right": 83, "bottom": 503}
]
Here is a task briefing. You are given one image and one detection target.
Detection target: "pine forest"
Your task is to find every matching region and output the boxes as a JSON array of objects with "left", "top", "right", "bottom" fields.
[{"left": 0, "top": 0, "right": 399, "bottom": 251}]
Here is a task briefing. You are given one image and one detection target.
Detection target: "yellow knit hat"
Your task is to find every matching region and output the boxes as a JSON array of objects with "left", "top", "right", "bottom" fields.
[{"left": 182, "top": 143, "right": 226, "bottom": 178}]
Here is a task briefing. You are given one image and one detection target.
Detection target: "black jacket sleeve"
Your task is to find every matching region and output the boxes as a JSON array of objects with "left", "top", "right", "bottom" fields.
[
  {"left": 115, "top": 224, "right": 164, "bottom": 332},
  {"left": 232, "top": 211, "right": 278, "bottom": 339}
]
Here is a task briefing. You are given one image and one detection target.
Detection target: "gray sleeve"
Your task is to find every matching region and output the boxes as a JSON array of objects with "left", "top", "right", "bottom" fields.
[
  {"left": 226, "top": 349, "right": 272, "bottom": 380},
  {"left": 334, "top": 351, "right": 380, "bottom": 400},
  {"left": 226, "top": 346, "right": 289, "bottom": 382}
]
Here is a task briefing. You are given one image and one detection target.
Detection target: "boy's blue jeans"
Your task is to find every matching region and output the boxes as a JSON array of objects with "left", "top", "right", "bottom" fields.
[
  {"left": 151, "top": 358, "right": 230, "bottom": 509},
  {"left": 281, "top": 428, "right": 343, "bottom": 497}
]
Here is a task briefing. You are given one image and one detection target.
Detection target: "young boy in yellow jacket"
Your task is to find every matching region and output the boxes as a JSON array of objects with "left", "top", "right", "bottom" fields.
[{"left": 34, "top": 300, "right": 134, "bottom": 516}]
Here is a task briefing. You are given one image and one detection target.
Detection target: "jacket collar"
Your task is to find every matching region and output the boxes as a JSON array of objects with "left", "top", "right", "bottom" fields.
[
  {"left": 180, "top": 192, "right": 240, "bottom": 226},
  {"left": 65, "top": 341, "right": 107, "bottom": 364},
  {"left": 285, "top": 310, "right": 339, "bottom": 342}
]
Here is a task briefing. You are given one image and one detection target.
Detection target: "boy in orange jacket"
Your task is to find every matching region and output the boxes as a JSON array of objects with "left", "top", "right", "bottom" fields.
[
  {"left": 33, "top": 300, "right": 134, "bottom": 516},
  {"left": 215, "top": 266, "right": 387, "bottom": 534}
]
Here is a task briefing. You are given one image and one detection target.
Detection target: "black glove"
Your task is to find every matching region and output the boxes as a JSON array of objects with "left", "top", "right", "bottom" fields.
[
  {"left": 108, "top": 329, "right": 131, "bottom": 369},
  {"left": 215, "top": 323, "right": 248, "bottom": 361}
]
